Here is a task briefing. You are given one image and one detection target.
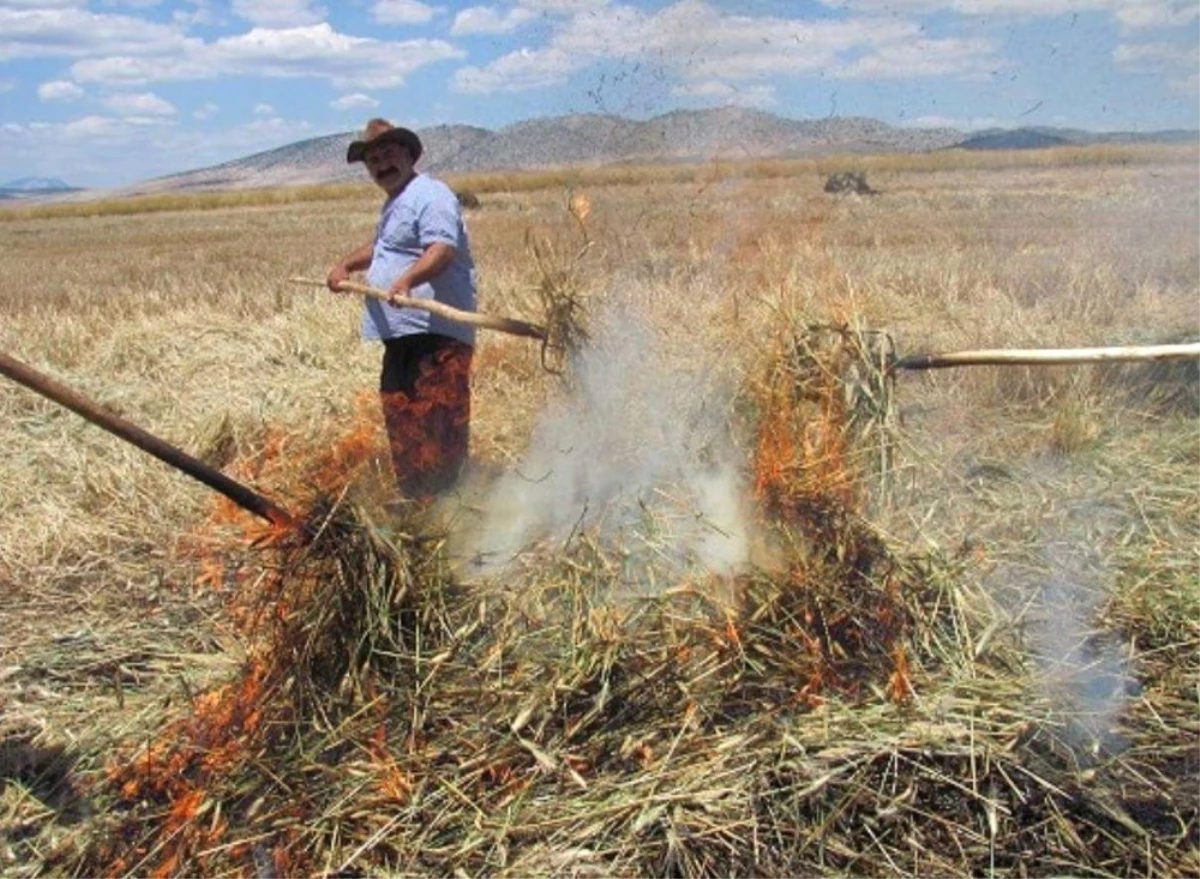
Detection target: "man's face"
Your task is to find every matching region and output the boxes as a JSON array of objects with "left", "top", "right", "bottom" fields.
[{"left": 364, "top": 139, "right": 414, "bottom": 195}]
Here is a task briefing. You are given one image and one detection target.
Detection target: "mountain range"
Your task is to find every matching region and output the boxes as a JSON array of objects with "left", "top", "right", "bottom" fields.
[{"left": 10, "top": 108, "right": 1199, "bottom": 199}]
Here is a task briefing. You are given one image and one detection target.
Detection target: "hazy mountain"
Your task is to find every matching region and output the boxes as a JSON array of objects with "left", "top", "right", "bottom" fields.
[
  {"left": 0, "top": 176, "right": 83, "bottom": 200},
  {"left": 111, "top": 107, "right": 1197, "bottom": 196},
  {"left": 956, "top": 129, "right": 1072, "bottom": 150},
  {"left": 957, "top": 125, "right": 1199, "bottom": 150}
]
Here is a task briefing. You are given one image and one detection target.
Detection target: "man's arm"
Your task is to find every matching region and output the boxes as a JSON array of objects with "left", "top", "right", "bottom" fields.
[
  {"left": 387, "top": 242, "right": 457, "bottom": 303},
  {"left": 326, "top": 240, "right": 375, "bottom": 292}
]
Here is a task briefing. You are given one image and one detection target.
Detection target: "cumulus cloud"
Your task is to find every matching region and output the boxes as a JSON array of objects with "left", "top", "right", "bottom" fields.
[
  {"left": 71, "top": 23, "right": 464, "bottom": 90},
  {"left": 193, "top": 100, "right": 219, "bottom": 119},
  {"left": 372, "top": 0, "right": 439, "bottom": 24},
  {"left": 37, "top": 79, "right": 85, "bottom": 101},
  {"left": 0, "top": 0, "right": 89, "bottom": 8},
  {"left": 817, "top": 0, "right": 1198, "bottom": 31},
  {"left": 451, "top": 0, "right": 608, "bottom": 35},
  {"left": 1115, "top": 39, "right": 1200, "bottom": 92},
  {"left": 1171, "top": 70, "right": 1199, "bottom": 92},
  {"left": 898, "top": 113, "right": 1002, "bottom": 129},
  {"left": 231, "top": 0, "right": 325, "bottom": 27},
  {"left": 331, "top": 92, "right": 380, "bottom": 110},
  {"left": 0, "top": 5, "right": 196, "bottom": 61},
  {"left": 253, "top": 101, "right": 275, "bottom": 115},
  {"left": 840, "top": 37, "right": 995, "bottom": 79},
  {"left": 103, "top": 90, "right": 177, "bottom": 115},
  {"left": 455, "top": 46, "right": 576, "bottom": 92},
  {"left": 50, "top": 113, "right": 174, "bottom": 140},
  {"left": 1114, "top": 39, "right": 1198, "bottom": 67},
  {"left": 453, "top": 0, "right": 997, "bottom": 94},
  {"left": 0, "top": 110, "right": 315, "bottom": 188},
  {"left": 451, "top": 4, "right": 536, "bottom": 34},
  {"left": 1115, "top": 0, "right": 1198, "bottom": 29},
  {"left": 672, "top": 79, "right": 776, "bottom": 107}
]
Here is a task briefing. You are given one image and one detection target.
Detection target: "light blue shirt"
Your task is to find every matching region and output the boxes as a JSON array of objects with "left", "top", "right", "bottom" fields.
[{"left": 363, "top": 173, "right": 477, "bottom": 347}]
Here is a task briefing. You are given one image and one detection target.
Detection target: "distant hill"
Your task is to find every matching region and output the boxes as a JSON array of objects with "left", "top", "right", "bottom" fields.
[
  {"left": 122, "top": 107, "right": 966, "bottom": 196},
  {"left": 103, "top": 108, "right": 1198, "bottom": 197},
  {"left": 957, "top": 125, "right": 1198, "bottom": 151},
  {"left": 956, "top": 129, "right": 1071, "bottom": 150},
  {"left": 0, "top": 176, "right": 84, "bottom": 200}
]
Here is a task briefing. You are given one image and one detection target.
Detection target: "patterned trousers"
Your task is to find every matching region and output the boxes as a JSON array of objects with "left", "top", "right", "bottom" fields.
[{"left": 379, "top": 334, "right": 472, "bottom": 501}]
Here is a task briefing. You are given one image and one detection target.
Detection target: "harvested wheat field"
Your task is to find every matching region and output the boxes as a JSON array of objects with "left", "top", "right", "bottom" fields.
[{"left": 1, "top": 146, "right": 1197, "bottom": 878}]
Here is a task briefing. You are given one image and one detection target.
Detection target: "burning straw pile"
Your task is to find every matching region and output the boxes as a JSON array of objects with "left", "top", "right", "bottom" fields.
[{"left": 50, "top": 328, "right": 1198, "bottom": 878}]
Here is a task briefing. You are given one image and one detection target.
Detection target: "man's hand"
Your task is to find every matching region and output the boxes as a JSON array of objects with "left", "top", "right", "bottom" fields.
[
  {"left": 326, "top": 263, "right": 352, "bottom": 294},
  {"left": 388, "top": 276, "right": 413, "bottom": 307}
]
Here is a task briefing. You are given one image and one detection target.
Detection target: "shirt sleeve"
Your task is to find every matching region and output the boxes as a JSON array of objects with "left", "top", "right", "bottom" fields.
[{"left": 418, "top": 184, "right": 462, "bottom": 249}]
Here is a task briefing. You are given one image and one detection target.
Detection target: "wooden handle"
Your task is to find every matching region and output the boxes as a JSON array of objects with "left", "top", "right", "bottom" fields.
[
  {"left": 0, "top": 350, "right": 295, "bottom": 527},
  {"left": 893, "top": 342, "right": 1200, "bottom": 371},
  {"left": 290, "top": 277, "right": 546, "bottom": 341}
]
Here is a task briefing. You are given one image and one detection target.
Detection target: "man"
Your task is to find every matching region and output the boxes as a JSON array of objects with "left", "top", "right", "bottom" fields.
[{"left": 327, "top": 118, "right": 475, "bottom": 501}]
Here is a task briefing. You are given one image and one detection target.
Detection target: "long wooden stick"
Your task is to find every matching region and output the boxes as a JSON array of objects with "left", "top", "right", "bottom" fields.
[
  {"left": 0, "top": 350, "right": 295, "bottom": 527},
  {"left": 290, "top": 277, "right": 546, "bottom": 341},
  {"left": 893, "top": 342, "right": 1200, "bottom": 371}
]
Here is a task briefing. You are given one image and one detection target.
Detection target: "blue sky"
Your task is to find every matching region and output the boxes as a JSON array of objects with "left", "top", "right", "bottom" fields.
[{"left": 1, "top": 0, "right": 1196, "bottom": 188}]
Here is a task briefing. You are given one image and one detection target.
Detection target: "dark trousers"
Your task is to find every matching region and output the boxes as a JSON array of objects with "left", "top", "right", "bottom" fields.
[{"left": 380, "top": 334, "right": 472, "bottom": 500}]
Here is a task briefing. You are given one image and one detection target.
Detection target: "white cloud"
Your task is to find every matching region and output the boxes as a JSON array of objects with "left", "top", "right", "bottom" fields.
[
  {"left": 455, "top": 46, "right": 576, "bottom": 92},
  {"left": 1114, "top": 0, "right": 1199, "bottom": 29},
  {"left": 1114, "top": 39, "right": 1198, "bottom": 67},
  {"left": 451, "top": 5, "right": 536, "bottom": 35},
  {"left": 331, "top": 92, "right": 380, "bottom": 110},
  {"left": 1115, "top": 39, "right": 1200, "bottom": 92},
  {"left": 230, "top": 0, "right": 325, "bottom": 27},
  {"left": 49, "top": 113, "right": 174, "bottom": 141},
  {"left": 253, "top": 101, "right": 275, "bottom": 115},
  {"left": 453, "top": 0, "right": 997, "bottom": 94},
  {"left": 0, "top": 0, "right": 88, "bottom": 7},
  {"left": 451, "top": 0, "right": 608, "bottom": 35},
  {"left": 372, "top": 0, "right": 438, "bottom": 25},
  {"left": 0, "top": 111, "right": 313, "bottom": 188},
  {"left": 71, "top": 23, "right": 465, "bottom": 90},
  {"left": 103, "top": 91, "right": 177, "bottom": 115},
  {"left": 0, "top": 6, "right": 195, "bottom": 61},
  {"left": 840, "top": 37, "right": 995, "bottom": 79},
  {"left": 520, "top": 0, "right": 608, "bottom": 11},
  {"left": 38, "top": 79, "right": 85, "bottom": 101},
  {"left": 1170, "top": 71, "right": 1199, "bottom": 93},
  {"left": 898, "top": 113, "right": 1002, "bottom": 129},
  {"left": 817, "top": 0, "right": 1198, "bottom": 31},
  {"left": 172, "top": 1, "right": 220, "bottom": 28},
  {"left": 193, "top": 100, "right": 219, "bottom": 119},
  {"left": 672, "top": 79, "right": 776, "bottom": 107}
]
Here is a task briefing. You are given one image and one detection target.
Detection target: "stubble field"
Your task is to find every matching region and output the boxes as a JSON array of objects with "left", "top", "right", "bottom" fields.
[{"left": 0, "top": 146, "right": 1197, "bottom": 877}]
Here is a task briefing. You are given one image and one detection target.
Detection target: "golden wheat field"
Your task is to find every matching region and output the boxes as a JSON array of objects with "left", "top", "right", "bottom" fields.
[{"left": 1, "top": 146, "right": 1197, "bottom": 878}]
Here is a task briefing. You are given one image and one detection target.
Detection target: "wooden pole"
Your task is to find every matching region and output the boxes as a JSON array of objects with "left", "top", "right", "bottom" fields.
[
  {"left": 0, "top": 350, "right": 295, "bottom": 527},
  {"left": 289, "top": 277, "right": 547, "bottom": 340},
  {"left": 893, "top": 342, "right": 1200, "bottom": 371}
]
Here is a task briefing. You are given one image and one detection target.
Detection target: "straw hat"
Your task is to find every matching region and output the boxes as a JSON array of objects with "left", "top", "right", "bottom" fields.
[{"left": 346, "top": 117, "right": 423, "bottom": 164}]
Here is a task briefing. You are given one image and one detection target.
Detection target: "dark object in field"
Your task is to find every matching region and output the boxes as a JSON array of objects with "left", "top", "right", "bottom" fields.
[
  {"left": 455, "top": 189, "right": 481, "bottom": 210},
  {"left": 0, "top": 730, "right": 85, "bottom": 817},
  {"left": 824, "top": 170, "right": 878, "bottom": 195}
]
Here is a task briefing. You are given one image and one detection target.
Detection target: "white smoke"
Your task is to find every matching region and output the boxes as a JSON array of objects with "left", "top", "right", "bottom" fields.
[
  {"left": 1026, "top": 497, "right": 1136, "bottom": 753},
  {"left": 455, "top": 301, "right": 750, "bottom": 592}
]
